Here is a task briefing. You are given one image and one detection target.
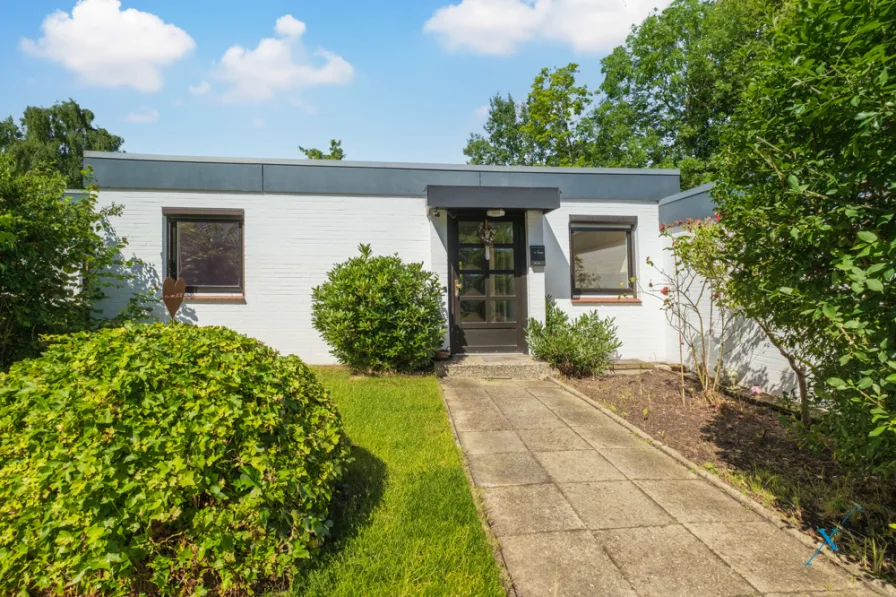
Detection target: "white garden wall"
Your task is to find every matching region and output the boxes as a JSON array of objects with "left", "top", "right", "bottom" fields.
[
  {"left": 97, "top": 190, "right": 436, "bottom": 364},
  {"left": 660, "top": 229, "right": 799, "bottom": 395}
]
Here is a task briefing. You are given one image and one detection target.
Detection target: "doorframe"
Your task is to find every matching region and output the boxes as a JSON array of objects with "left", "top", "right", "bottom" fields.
[{"left": 447, "top": 209, "right": 529, "bottom": 354}]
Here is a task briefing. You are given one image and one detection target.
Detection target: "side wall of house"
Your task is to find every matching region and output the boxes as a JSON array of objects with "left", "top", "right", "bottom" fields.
[
  {"left": 660, "top": 230, "right": 798, "bottom": 395},
  {"left": 96, "top": 190, "right": 436, "bottom": 364},
  {"left": 543, "top": 200, "right": 670, "bottom": 362}
]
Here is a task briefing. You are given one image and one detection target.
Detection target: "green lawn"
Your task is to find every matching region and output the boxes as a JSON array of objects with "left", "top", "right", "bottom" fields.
[{"left": 287, "top": 368, "right": 505, "bottom": 597}]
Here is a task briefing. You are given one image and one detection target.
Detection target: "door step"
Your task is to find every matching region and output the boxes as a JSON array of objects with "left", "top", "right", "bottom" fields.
[{"left": 435, "top": 354, "right": 552, "bottom": 379}]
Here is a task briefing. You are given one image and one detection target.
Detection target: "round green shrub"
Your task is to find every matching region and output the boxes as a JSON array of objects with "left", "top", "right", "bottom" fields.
[
  {"left": 0, "top": 323, "right": 350, "bottom": 596},
  {"left": 311, "top": 244, "right": 445, "bottom": 372}
]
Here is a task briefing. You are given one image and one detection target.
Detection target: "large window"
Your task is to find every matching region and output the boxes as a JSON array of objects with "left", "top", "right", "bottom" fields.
[
  {"left": 570, "top": 217, "right": 636, "bottom": 296},
  {"left": 165, "top": 208, "right": 244, "bottom": 294}
]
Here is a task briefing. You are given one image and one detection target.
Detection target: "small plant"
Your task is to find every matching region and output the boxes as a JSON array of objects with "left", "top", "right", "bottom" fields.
[
  {"left": 0, "top": 323, "right": 350, "bottom": 595},
  {"left": 527, "top": 297, "right": 622, "bottom": 377},
  {"left": 311, "top": 244, "right": 445, "bottom": 373}
]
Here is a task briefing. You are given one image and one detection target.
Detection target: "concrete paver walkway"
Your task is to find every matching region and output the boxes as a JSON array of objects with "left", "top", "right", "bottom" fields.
[{"left": 441, "top": 378, "right": 879, "bottom": 597}]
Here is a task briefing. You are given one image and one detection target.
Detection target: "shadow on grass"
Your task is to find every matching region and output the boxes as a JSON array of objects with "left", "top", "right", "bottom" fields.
[
  {"left": 699, "top": 403, "right": 896, "bottom": 580},
  {"left": 288, "top": 444, "right": 387, "bottom": 587}
]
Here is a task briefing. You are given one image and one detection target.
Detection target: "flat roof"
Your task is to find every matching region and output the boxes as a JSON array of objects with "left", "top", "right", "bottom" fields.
[{"left": 83, "top": 151, "right": 681, "bottom": 201}]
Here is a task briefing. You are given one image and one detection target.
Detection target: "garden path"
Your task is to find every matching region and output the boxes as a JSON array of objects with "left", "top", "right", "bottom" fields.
[{"left": 441, "top": 378, "right": 881, "bottom": 597}]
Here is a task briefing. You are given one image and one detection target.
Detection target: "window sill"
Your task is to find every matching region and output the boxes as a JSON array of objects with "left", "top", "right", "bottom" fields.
[
  {"left": 572, "top": 297, "right": 641, "bottom": 305},
  {"left": 184, "top": 295, "right": 246, "bottom": 304}
]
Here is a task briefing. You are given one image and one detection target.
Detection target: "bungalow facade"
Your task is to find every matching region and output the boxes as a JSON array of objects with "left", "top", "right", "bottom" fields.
[{"left": 86, "top": 151, "right": 793, "bottom": 388}]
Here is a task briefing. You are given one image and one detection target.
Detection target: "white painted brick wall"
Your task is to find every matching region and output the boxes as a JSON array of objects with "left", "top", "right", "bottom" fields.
[
  {"left": 543, "top": 200, "right": 670, "bottom": 362},
  {"left": 661, "top": 230, "right": 798, "bottom": 395},
  {"left": 97, "top": 190, "right": 433, "bottom": 364}
]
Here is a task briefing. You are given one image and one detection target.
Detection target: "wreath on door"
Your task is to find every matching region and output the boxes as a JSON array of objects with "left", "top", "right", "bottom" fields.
[{"left": 477, "top": 221, "right": 497, "bottom": 260}]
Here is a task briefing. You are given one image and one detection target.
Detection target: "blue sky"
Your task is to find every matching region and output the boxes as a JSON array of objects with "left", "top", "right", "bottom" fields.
[{"left": 0, "top": 0, "right": 668, "bottom": 163}]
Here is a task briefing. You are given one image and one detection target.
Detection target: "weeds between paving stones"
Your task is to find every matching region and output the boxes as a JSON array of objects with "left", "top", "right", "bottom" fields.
[{"left": 566, "top": 369, "right": 896, "bottom": 582}]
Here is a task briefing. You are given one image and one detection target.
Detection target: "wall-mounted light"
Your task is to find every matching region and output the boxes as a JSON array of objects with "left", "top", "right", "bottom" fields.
[
  {"left": 486, "top": 209, "right": 505, "bottom": 217},
  {"left": 429, "top": 208, "right": 442, "bottom": 217}
]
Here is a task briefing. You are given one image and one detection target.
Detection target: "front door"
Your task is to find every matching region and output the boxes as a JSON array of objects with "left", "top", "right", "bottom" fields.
[{"left": 449, "top": 212, "right": 527, "bottom": 353}]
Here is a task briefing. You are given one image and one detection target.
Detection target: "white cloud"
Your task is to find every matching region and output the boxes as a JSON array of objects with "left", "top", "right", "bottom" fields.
[
  {"left": 474, "top": 104, "right": 490, "bottom": 118},
  {"left": 125, "top": 106, "right": 159, "bottom": 123},
  {"left": 216, "top": 15, "right": 354, "bottom": 103},
  {"left": 275, "top": 15, "right": 306, "bottom": 38},
  {"left": 20, "top": 0, "right": 194, "bottom": 92},
  {"left": 189, "top": 81, "right": 211, "bottom": 95},
  {"left": 424, "top": 0, "right": 671, "bottom": 55}
]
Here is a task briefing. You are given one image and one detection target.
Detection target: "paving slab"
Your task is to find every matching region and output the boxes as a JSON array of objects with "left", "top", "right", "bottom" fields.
[
  {"left": 488, "top": 394, "right": 546, "bottom": 412},
  {"left": 516, "top": 427, "right": 591, "bottom": 452},
  {"left": 515, "top": 379, "right": 556, "bottom": 388},
  {"left": 685, "top": 522, "right": 868, "bottom": 594},
  {"left": 600, "top": 446, "right": 699, "bottom": 479},
  {"left": 552, "top": 404, "right": 618, "bottom": 427},
  {"left": 446, "top": 398, "right": 501, "bottom": 417},
  {"left": 573, "top": 423, "right": 647, "bottom": 450},
  {"left": 441, "top": 386, "right": 489, "bottom": 401},
  {"left": 467, "top": 452, "right": 550, "bottom": 486},
  {"left": 501, "top": 404, "right": 568, "bottom": 430},
  {"left": 481, "top": 484, "right": 584, "bottom": 537},
  {"left": 593, "top": 525, "right": 756, "bottom": 597},
  {"left": 484, "top": 386, "right": 533, "bottom": 400},
  {"left": 451, "top": 408, "right": 512, "bottom": 432},
  {"left": 560, "top": 481, "right": 673, "bottom": 529},
  {"left": 636, "top": 479, "right": 763, "bottom": 523},
  {"left": 534, "top": 450, "right": 625, "bottom": 482},
  {"left": 501, "top": 531, "right": 637, "bottom": 597},
  {"left": 458, "top": 430, "right": 527, "bottom": 455}
]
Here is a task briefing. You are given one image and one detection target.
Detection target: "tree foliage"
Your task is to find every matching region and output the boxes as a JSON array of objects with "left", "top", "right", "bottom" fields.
[
  {"left": 465, "top": 0, "right": 779, "bottom": 187},
  {"left": 0, "top": 157, "right": 151, "bottom": 369},
  {"left": 715, "top": 0, "right": 896, "bottom": 472},
  {"left": 0, "top": 99, "right": 123, "bottom": 188},
  {"left": 299, "top": 139, "right": 345, "bottom": 160},
  {"left": 0, "top": 323, "right": 350, "bottom": 595},
  {"left": 465, "top": 64, "right": 594, "bottom": 167}
]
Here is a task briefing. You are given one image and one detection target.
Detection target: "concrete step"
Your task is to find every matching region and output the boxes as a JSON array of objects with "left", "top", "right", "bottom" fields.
[{"left": 435, "top": 354, "right": 552, "bottom": 379}]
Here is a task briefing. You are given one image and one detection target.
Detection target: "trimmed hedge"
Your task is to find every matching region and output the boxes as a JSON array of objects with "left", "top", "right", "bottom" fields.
[
  {"left": 312, "top": 244, "right": 445, "bottom": 372},
  {"left": 0, "top": 323, "right": 350, "bottom": 595}
]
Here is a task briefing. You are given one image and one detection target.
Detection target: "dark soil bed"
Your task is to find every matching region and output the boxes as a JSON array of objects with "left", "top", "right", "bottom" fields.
[{"left": 566, "top": 368, "right": 896, "bottom": 582}]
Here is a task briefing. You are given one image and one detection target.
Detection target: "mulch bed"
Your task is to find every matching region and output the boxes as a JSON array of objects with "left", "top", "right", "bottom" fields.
[{"left": 565, "top": 368, "right": 896, "bottom": 581}]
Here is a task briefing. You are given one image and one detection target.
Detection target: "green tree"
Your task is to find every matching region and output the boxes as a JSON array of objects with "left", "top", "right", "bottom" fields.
[
  {"left": 0, "top": 99, "right": 124, "bottom": 188},
  {"left": 299, "top": 139, "right": 345, "bottom": 160},
  {"left": 715, "top": 0, "right": 896, "bottom": 472},
  {"left": 464, "top": 64, "right": 594, "bottom": 167},
  {"left": 594, "top": 0, "right": 779, "bottom": 187},
  {"left": 0, "top": 157, "right": 151, "bottom": 369}
]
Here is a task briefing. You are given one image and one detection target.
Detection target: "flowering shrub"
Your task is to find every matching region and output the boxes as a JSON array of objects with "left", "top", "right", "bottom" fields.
[{"left": 0, "top": 323, "right": 350, "bottom": 595}]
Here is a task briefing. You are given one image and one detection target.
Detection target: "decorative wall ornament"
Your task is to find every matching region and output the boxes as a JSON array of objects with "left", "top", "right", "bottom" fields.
[{"left": 162, "top": 276, "right": 186, "bottom": 319}]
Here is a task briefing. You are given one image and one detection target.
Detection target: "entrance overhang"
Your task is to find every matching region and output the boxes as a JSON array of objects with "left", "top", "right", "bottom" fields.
[{"left": 426, "top": 185, "right": 560, "bottom": 212}]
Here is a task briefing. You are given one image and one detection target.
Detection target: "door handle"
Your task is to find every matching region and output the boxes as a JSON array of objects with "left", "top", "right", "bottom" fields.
[{"left": 454, "top": 278, "right": 461, "bottom": 299}]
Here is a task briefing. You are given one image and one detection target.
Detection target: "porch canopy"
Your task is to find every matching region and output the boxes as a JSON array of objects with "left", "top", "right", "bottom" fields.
[{"left": 426, "top": 185, "right": 560, "bottom": 211}]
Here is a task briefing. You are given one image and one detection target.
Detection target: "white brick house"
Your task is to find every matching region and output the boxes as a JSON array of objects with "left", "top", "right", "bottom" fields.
[{"left": 88, "top": 150, "right": 790, "bottom": 384}]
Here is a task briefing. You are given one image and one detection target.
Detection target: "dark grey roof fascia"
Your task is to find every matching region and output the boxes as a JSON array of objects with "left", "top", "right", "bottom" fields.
[
  {"left": 83, "top": 151, "right": 679, "bottom": 176},
  {"left": 658, "top": 183, "right": 716, "bottom": 224},
  {"left": 83, "top": 152, "right": 681, "bottom": 201},
  {"left": 427, "top": 186, "right": 560, "bottom": 211}
]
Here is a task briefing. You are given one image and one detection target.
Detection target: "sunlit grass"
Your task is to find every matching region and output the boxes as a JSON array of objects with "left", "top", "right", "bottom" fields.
[{"left": 284, "top": 368, "right": 505, "bottom": 597}]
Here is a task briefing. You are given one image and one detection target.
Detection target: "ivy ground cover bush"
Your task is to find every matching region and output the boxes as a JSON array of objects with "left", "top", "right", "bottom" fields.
[
  {"left": 311, "top": 244, "right": 444, "bottom": 373},
  {"left": 527, "top": 297, "right": 622, "bottom": 377},
  {"left": 0, "top": 323, "right": 349, "bottom": 595}
]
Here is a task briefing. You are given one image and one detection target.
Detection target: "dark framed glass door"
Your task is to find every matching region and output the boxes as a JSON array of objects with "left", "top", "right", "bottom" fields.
[{"left": 449, "top": 212, "right": 527, "bottom": 353}]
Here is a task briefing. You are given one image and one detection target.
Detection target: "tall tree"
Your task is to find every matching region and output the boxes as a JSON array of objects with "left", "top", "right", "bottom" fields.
[
  {"left": 594, "top": 0, "right": 779, "bottom": 187},
  {"left": 0, "top": 100, "right": 124, "bottom": 188},
  {"left": 464, "top": 64, "right": 594, "bottom": 167},
  {"left": 715, "top": 0, "right": 896, "bottom": 472},
  {"left": 299, "top": 139, "right": 345, "bottom": 160}
]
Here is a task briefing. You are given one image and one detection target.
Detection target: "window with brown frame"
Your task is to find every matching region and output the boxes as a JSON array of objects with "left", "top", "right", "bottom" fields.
[
  {"left": 164, "top": 208, "right": 244, "bottom": 294},
  {"left": 569, "top": 216, "right": 636, "bottom": 296}
]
